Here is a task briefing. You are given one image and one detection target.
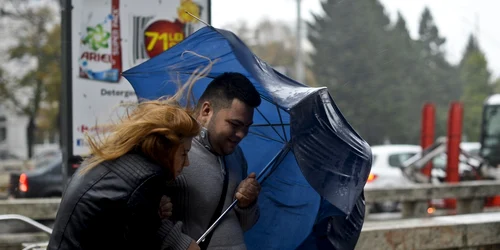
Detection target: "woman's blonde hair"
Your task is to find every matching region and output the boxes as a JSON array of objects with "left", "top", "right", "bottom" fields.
[{"left": 80, "top": 52, "right": 215, "bottom": 175}]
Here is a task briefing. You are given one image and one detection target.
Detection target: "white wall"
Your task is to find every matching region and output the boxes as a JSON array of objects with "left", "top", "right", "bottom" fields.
[{"left": 0, "top": 104, "right": 29, "bottom": 159}]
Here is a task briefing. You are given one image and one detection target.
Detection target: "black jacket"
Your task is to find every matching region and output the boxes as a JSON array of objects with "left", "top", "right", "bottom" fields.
[{"left": 47, "top": 153, "right": 187, "bottom": 250}]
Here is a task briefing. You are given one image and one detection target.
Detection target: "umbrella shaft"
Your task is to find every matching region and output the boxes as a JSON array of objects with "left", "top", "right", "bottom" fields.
[
  {"left": 196, "top": 199, "right": 238, "bottom": 244},
  {"left": 256, "top": 145, "right": 291, "bottom": 182}
]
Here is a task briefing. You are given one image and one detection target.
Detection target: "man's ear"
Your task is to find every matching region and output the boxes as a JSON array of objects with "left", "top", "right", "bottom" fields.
[
  {"left": 198, "top": 101, "right": 213, "bottom": 126},
  {"left": 200, "top": 101, "right": 211, "bottom": 116}
]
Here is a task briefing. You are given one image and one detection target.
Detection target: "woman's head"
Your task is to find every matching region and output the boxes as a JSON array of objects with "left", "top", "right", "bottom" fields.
[{"left": 81, "top": 101, "right": 200, "bottom": 178}]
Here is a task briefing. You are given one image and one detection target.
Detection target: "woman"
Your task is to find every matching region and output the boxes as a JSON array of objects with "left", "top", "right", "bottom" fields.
[{"left": 47, "top": 100, "right": 201, "bottom": 250}]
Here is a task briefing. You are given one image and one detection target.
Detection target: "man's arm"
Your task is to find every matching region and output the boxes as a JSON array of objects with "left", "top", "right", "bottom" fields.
[
  {"left": 234, "top": 171, "right": 261, "bottom": 231},
  {"left": 234, "top": 199, "right": 260, "bottom": 231},
  {"left": 233, "top": 148, "right": 261, "bottom": 231}
]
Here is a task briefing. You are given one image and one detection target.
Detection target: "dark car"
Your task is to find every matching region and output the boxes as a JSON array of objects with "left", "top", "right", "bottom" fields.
[{"left": 9, "top": 157, "right": 63, "bottom": 198}]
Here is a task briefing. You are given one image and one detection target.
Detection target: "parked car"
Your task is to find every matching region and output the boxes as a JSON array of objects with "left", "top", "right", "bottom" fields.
[
  {"left": 9, "top": 157, "right": 63, "bottom": 198},
  {"left": 365, "top": 143, "right": 481, "bottom": 212},
  {"left": 31, "top": 149, "right": 62, "bottom": 170},
  {"left": 365, "top": 145, "right": 420, "bottom": 212}
]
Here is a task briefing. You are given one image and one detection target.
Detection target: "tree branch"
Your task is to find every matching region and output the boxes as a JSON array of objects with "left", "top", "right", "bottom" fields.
[{"left": 0, "top": 76, "right": 28, "bottom": 115}]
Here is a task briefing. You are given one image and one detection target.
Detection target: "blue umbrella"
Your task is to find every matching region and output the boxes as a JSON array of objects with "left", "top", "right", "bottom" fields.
[{"left": 122, "top": 26, "right": 372, "bottom": 249}]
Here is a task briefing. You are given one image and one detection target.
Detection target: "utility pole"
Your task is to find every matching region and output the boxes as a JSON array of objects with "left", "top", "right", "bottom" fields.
[
  {"left": 474, "top": 12, "right": 480, "bottom": 42},
  {"left": 295, "top": 0, "right": 305, "bottom": 84}
]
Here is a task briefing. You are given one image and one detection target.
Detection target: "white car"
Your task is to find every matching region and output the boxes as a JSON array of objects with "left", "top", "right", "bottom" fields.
[
  {"left": 365, "top": 143, "right": 481, "bottom": 212},
  {"left": 365, "top": 144, "right": 419, "bottom": 189},
  {"left": 365, "top": 145, "right": 420, "bottom": 212}
]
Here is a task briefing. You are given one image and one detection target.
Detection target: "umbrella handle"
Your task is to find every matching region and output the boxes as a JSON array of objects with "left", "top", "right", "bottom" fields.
[{"left": 196, "top": 144, "right": 292, "bottom": 244}]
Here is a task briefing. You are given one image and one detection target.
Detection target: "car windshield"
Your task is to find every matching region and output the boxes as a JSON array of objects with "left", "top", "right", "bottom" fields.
[
  {"left": 481, "top": 105, "right": 500, "bottom": 166},
  {"left": 36, "top": 156, "right": 62, "bottom": 169},
  {"left": 30, "top": 157, "right": 62, "bottom": 175},
  {"left": 388, "top": 152, "right": 417, "bottom": 168},
  {"left": 34, "top": 150, "right": 62, "bottom": 169}
]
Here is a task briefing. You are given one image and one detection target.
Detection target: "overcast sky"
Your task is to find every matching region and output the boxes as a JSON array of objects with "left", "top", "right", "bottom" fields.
[
  {"left": 211, "top": 0, "right": 500, "bottom": 78},
  {"left": 8, "top": 0, "right": 499, "bottom": 78}
]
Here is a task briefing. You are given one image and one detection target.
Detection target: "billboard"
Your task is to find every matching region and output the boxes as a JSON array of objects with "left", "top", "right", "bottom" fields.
[{"left": 69, "top": 0, "right": 210, "bottom": 157}]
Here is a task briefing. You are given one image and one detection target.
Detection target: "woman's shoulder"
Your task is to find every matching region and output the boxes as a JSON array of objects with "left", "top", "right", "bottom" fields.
[
  {"left": 103, "top": 153, "right": 167, "bottom": 187},
  {"left": 67, "top": 153, "right": 168, "bottom": 202}
]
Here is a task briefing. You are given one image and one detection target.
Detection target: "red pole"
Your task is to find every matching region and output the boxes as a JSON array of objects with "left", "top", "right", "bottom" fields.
[
  {"left": 421, "top": 103, "right": 435, "bottom": 178},
  {"left": 445, "top": 102, "right": 463, "bottom": 209}
]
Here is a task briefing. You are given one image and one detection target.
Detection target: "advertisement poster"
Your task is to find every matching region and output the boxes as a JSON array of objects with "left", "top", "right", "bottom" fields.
[
  {"left": 78, "top": 0, "right": 122, "bottom": 83},
  {"left": 71, "top": 0, "right": 210, "bottom": 156}
]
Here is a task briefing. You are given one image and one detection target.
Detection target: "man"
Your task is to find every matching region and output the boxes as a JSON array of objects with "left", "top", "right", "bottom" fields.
[{"left": 163, "top": 72, "right": 262, "bottom": 250}]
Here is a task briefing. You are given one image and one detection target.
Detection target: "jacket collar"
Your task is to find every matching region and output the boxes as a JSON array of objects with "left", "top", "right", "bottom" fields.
[
  {"left": 194, "top": 127, "right": 219, "bottom": 156},
  {"left": 194, "top": 127, "right": 226, "bottom": 176}
]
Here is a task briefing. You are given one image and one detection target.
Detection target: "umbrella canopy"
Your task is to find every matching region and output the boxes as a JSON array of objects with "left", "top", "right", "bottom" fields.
[{"left": 122, "top": 26, "right": 372, "bottom": 249}]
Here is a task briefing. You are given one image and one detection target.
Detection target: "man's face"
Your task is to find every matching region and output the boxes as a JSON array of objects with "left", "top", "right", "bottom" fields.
[{"left": 199, "top": 98, "right": 254, "bottom": 155}]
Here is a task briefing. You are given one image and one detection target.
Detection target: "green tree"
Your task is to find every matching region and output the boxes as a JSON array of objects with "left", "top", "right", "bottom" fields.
[
  {"left": 385, "top": 12, "right": 425, "bottom": 143},
  {"left": 308, "top": 0, "right": 417, "bottom": 144},
  {"left": 460, "top": 34, "right": 480, "bottom": 66},
  {"left": 0, "top": 3, "right": 60, "bottom": 157},
  {"left": 492, "top": 78, "right": 500, "bottom": 93},
  {"left": 418, "top": 7, "right": 446, "bottom": 57},
  {"left": 460, "top": 35, "right": 492, "bottom": 141},
  {"left": 417, "top": 7, "right": 461, "bottom": 139}
]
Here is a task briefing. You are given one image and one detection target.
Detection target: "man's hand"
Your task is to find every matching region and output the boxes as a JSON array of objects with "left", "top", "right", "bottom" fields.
[
  {"left": 158, "top": 195, "right": 173, "bottom": 219},
  {"left": 187, "top": 241, "right": 200, "bottom": 250},
  {"left": 235, "top": 172, "right": 261, "bottom": 208}
]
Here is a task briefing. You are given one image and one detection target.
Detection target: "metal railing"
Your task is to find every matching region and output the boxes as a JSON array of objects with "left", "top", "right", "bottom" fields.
[{"left": 0, "top": 214, "right": 50, "bottom": 250}]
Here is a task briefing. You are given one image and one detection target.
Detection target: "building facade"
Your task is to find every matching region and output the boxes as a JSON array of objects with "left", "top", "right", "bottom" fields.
[{"left": 0, "top": 104, "right": 29, "bottom": 159}]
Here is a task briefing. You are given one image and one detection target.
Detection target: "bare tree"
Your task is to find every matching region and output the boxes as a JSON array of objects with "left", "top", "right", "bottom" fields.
[
  {"left": 0, "top": 0, "right": 61, "bottom": 157},
  {"left": 224, "top": 19, "right": 317, "bottom": 86}
]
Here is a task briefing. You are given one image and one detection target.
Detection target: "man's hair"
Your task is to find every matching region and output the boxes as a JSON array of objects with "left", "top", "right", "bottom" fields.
[{"left": 196, "top": 72, "right": 261, "bottom": 112}]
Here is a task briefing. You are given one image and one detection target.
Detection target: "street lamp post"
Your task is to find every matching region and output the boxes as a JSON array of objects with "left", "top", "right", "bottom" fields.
[{"left": 295, "top": 0, "right": 305, "bottom": 84}]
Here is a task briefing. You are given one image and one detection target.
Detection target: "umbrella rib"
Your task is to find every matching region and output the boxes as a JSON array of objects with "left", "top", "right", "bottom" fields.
[
  {"left": 260, "top": 95, "right": 289, "bottom": 114},
  {"left": 248, "top": 131, "right": 285, "bottom": 144},
  {"left": 255, "top": 107, "right": 285, "bottom": 142},
  {"left": 251, "top": 123, "right": 290, "bottom": 127},
  {"left": 259, "top": 145, "right": 292, "bottom": 184},
  {"left": 276, "top": 105, "right": 288, "bottom": 142}
]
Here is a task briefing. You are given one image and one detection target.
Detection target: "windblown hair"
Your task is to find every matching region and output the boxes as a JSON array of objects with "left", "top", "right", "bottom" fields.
[
  {"left": 80, "top": 101, "right": 200, "bottom": 175},
  {"left": 79, "top": 51, "right": 215, "bottom": 175}
]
